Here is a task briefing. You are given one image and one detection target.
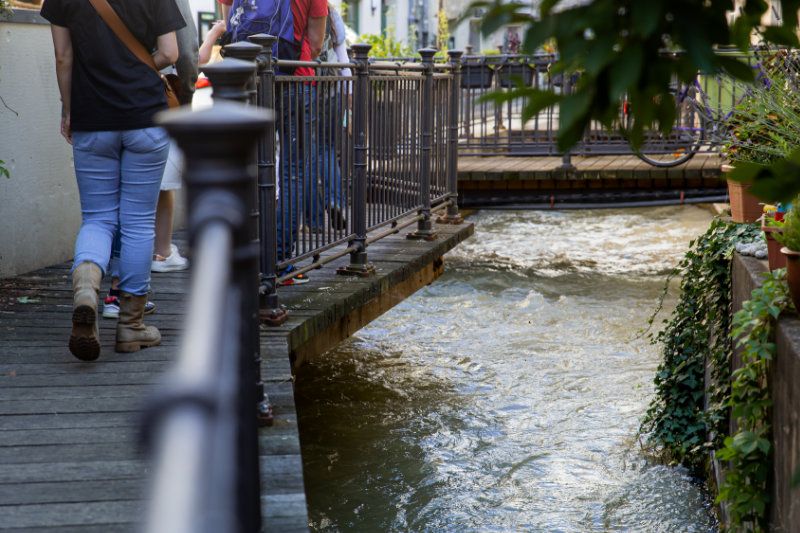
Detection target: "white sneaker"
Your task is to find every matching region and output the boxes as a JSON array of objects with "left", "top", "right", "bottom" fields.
[{"left": 152, "top": 244, "right": 189, "bottom": 272}]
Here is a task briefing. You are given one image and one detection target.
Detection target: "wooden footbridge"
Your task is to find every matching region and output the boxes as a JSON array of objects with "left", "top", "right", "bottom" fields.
[
  {"left": 457, "top": 154, "right": 726, "bottom": 208},
  {"left": 0, "top": 41, "right": 728, "bottom": 532}
]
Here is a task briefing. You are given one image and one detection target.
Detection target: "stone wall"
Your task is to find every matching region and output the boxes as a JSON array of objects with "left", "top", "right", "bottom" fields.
[
  {"left": 0, "top": 13, "right": 186, "bottom": 278},
  {"left": 731, "top": 254, "right": 800, "bottom": 531},
  {"left": 0, "top": 18, "right": 80, "bottom": 277}
]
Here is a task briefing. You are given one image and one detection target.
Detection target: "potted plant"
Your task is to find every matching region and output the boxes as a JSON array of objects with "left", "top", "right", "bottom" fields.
[
  {"left": 721, "top": 52, "right": 800, "bottom": 223},
  {"left": 723, "top": 164, "right": 762, "bottom": 223},
  {"left": 497, "top": 57, "right": 534, "bottom": 88},
  {"left": 776, "top": 205, "right": 800, "bottom": 310},
  {"left": 461, "top": 57, "right": 494, "bottom": 89},
  {"left": 762, "top": 212, "right": 787, "bottom": 270}
]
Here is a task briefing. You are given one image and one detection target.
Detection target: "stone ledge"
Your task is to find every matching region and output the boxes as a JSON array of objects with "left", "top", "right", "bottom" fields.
[
  {"left": 262, "top": 220, "right": 474, "bottom": 370},
  {"left": 730, "top": 253, "right": 800, "bottom": 531}
]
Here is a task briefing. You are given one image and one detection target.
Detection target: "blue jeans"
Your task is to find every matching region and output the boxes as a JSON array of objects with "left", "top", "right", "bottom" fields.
[
  {"left": 71, "top": 128, "right": 169, "bottom": 295},
  {"left": 277, "top": 86, "right": 345, "bottom": 260},
  {"left": 305, "top": 91, "right": 344, "bottom": 229},
  {"left": 277, "top": 85, "right": 322, "bottom": 260}
]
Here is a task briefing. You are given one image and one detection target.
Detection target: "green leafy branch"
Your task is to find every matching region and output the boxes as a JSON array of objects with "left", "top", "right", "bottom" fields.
[
  {"left": 0, "top": 160, "right": 9, "bottom": 179},
  {"left": 469, "top": 0, "right": 800, "bottom": 201},
  {"left": 717, "top": 269, "right": 791, "bottom": 530}
]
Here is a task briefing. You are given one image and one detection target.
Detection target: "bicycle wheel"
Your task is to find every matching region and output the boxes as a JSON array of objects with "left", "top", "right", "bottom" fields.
[{"left": 632, "top": 87, "right": 705, "bottom": 167}]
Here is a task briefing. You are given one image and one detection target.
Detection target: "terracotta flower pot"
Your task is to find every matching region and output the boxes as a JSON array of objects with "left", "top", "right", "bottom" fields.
[
  {"left": 763, "top": 223, "right": 788, "bottom": 270},
  {"left": 723, "top": 165, "right": 761, "bottom": 223},
  {"left": 781, "top": 247, "right": 800, "bottom": 310}
]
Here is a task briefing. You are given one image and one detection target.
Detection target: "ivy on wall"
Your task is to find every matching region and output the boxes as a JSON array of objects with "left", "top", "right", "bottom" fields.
[
  {"left": 640, "top": 219, "right": 761, "bottom": 469},
  {"left": 717, "top": 269, "right": 790, "bottom": 530},
  {"left": 641, "top": 218, "right": 791, "bottom": 530}
]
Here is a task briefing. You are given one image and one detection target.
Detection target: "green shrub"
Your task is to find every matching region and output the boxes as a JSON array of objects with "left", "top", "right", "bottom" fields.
[
  {"left": 358, "top": 30, "right": 413, "bottom": 59},
  {"left": 775, "top": 203, "right": 800, "bottom": 251},
  {"left": 723, "top": 51, "right": 800, "bottom": 166}
]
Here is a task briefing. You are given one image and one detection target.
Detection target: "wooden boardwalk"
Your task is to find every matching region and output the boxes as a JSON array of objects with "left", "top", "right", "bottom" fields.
[
  {"left": 456, "top": 154, "right": 726, "bottom": 207},
  {"left": 0, "top": 218, "right": 473, "bottom": 531},
  {"left": 457, "top": 153, "right": 723, "bottom": 182}
]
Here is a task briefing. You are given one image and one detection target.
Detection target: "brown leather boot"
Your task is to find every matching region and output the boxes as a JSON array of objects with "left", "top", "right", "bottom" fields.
[
  {"left": 70, "top": 261, "right": 102, "bottom": 361},
  {"left": 115, "top": 292, "right": 161, "bottom": 353}
]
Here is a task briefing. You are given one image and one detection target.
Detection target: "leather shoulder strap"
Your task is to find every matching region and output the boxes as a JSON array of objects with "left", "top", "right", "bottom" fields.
[{"left": 88, "top": 0, "right": 159, "bottom": 73}]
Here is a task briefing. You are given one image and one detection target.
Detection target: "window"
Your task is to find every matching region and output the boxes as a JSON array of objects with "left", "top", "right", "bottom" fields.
[{"left": 343, "top": 0, "right": 360, "bottom": 34}]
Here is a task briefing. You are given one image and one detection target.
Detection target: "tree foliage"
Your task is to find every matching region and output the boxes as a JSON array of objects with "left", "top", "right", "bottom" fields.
[{"left": 470, "top": 0, "right": 800, "bottom": 156}]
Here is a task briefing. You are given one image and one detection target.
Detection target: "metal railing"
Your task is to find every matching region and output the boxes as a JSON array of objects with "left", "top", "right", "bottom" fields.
[
  {"left": 456, "top": 52, "right": 750, "bottom": 158},
  {"left": 140, "top": 39, "right": 464, "bottom": 531},
  {"left": 211, "top": 39, "right": 465, "bottom": 317},
  {"left": 143, "top": 102, "right": 270, "bottom": 533}
]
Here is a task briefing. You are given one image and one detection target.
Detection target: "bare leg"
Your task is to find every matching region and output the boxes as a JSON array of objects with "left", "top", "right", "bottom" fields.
[{"left": 154, "top": 190, "right": 174, "bottom": 259}]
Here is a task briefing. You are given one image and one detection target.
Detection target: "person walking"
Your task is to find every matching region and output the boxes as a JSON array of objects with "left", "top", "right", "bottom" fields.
[
  {"left": 307, "top": 3, "right": 350, "bottom": 233},
  {"left": 41, "top": 0, "right": 185, "bottom": 360},
  {"left": 219, "top": 0, "right": 327, "bottom": 284},
  {"left": 102, "top": 6, "right": 196, "bottom": 319},
  {"left": 151, "top": 0, "right": 197, "bottom": 273}
]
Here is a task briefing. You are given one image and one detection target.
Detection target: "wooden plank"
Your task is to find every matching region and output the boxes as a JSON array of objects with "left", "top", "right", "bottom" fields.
[
  {"left": 0, "top": 460, "right": 146, "bottom": 484},
  {"left": 0, "top": 501, "right": 143, "bottom": 528}
]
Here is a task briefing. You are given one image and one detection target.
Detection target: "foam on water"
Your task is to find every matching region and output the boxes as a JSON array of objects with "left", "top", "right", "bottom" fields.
[{"left": 296, "top": 206, "right": 718, "bottom": 532}]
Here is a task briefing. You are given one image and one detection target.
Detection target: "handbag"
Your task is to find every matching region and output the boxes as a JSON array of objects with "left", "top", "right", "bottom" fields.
[{"left": 88, "top": 0, "right": 181, "bottom": 108}]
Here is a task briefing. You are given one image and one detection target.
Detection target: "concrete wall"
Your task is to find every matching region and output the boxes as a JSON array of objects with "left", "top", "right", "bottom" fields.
[
  {"left": 731, "top": 255, "right": 800, "bottom": 531},
  {"left": 0, "top": 16, "right": 80, "bottom": 277},
  {"left": 0, "top": 12, "right": 188, "bottom": 278}
]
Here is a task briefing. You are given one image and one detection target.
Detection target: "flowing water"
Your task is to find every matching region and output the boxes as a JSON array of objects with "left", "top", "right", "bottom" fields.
[{"left": 295, "top": 206, "right": 718, "bottom": 532}]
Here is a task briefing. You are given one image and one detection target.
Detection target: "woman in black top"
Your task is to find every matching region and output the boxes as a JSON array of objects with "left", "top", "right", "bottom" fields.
[{"left": 41, "top": 0, "right": 185, "bottom": 361}]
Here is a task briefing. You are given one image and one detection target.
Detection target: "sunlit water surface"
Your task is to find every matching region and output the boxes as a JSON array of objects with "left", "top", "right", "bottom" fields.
[{"left": 295, "top": 206, "right": 718, "bottom": 532}]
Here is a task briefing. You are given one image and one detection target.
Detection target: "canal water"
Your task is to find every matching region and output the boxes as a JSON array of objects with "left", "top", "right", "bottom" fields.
[{"left": 295, "top": 206, "right": 718, "bottom": 532}]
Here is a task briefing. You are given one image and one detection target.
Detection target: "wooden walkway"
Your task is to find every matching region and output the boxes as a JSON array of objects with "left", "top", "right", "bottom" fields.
[
  {"left": 457, "top": 153, "right": 723, "bottom": 183},
  {"left": 456, "top": 154, "right": 726, "bottom": 207},
  {"left": 0, "top": 219, "right": 473, "bottom": 531}
]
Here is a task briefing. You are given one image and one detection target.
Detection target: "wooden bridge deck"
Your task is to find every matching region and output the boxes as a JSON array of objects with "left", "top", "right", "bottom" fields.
[
  {"left": 457, "top": 153, "right": 723, "bottom": 182},
  {"left": 456, "top": 154, "right": 726, "bottom": 207},
  {"left": 0, "top": 218, "right": 473, "bottom": 531}
]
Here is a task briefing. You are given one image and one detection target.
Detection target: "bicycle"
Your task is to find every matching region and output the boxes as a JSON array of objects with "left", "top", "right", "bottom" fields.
[{"left": 626, "top": 51, "right": 772, "bottom": 167}]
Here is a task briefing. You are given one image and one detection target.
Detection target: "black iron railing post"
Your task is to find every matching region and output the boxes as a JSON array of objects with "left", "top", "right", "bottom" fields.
[
  {"left": 203, "top": 58, "right": 274, "bottom": 426},
  {"left": 408, "top": 48, "right": 438, "bottom": 241},
  {"left": 560, "top": 72, "right": 576, "bottom": 172},
  {"left": 155, "top": 102, "right": 272, "bottom": 533},
  {"left": 203, "top": 58, "right": 254, "bottom": 103},
  {"left": 438, "top": 50, "right": 464, "bottom": 225},
  {"left": 337, "top": 43, "right": 376, "bottom": 277},
  {"left": 223, "top": 41, "right": 262, "bottom": 105},
  {"left": 248, "top": 34, "right": 288, "bottom": 326}
]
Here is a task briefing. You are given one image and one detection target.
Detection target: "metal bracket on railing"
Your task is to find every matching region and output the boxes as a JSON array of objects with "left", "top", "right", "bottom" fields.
[
  {"left": 337, "top": 239, "right": 374, "bottom": 277},
  {"left": 138, "top": 384, "right": 218, "bottom": 454}
]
